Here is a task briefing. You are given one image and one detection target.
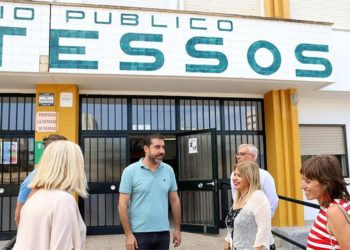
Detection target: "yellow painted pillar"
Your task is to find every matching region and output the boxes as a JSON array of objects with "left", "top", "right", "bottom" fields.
[
  {"left": 264, "top": 0, "right": 290, "bottom": 18},
  {"left": 35, "top": 84, "right": 79, "bottom": 200},
  {"left": 35, "top": 84, "right": 79, "bottom": 143},
  {"left": 264, "top": 89, "right": 304, "bottom": 226}
]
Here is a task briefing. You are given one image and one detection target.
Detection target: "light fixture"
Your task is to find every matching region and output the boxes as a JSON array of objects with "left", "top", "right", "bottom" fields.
[{"left": 291, "top": 93, "right": 299, "bottom": 105}]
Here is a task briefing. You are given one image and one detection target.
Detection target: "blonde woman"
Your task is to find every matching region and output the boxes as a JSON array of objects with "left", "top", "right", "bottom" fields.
[
  {"left": 224, "top": 161, "right": 271, "bottom": 250},
  {"left": 13, "top": 140, "right": 88, "bottom": 250}
]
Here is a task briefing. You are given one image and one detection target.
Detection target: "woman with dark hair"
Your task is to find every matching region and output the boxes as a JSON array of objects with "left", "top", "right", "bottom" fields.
[{"left": 301, "top": 155, "right": 350, "bottom": 250}]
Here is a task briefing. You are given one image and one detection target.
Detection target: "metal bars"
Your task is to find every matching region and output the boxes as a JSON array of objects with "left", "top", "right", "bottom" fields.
[
  {"left": 82, "top": 136, "right": 127, "bottom": 228},
  {"left": 81, "top": 97, "right": 127, "bottom": 131},
  {"left": 0, "top": 95, "right": 35, "bottom": 131},
  {"left": 79, "top": 95, "right": 265, "bottom": 232},
  {"left": 132, "top": 98, "right": 176, "bottom": 131},
  {"left": 180, "top": 99, "right": 220, "bottom": 131},
  {"left": 0, "top": 94, "right": 35, "bottom": 236}
]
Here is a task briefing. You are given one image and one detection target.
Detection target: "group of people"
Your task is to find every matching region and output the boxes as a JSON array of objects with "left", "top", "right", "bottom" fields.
[
  {"left": 224, "top": 144, "right": 350, "bottom": 250},
  {"left": 11, "top": 133, "right": 350, "bottom": 250}
]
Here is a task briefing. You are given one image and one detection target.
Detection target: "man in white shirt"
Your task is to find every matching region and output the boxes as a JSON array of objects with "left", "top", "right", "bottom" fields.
[{"left": 230, "top": 144, "right": 278, "bottom": 249}]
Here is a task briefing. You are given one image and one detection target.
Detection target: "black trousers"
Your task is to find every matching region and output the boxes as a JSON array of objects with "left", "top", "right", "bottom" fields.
[{"left": 134, "top": 231, "right": 170, "bottom": 250}]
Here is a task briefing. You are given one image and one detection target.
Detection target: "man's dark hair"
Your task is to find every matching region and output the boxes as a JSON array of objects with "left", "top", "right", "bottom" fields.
[
  {"left": 43, "top": 134, "right": 68, "bottom": 148},
  {"left": 143, "top": 134, "right": 164, "bottom": 147}
]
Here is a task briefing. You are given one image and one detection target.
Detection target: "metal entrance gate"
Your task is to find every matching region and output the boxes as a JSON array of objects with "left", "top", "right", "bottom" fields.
[
  {"left": 0, "top": 95, "right": 35, "bottom": 239},
  {"left": 80, "top": 95, "right": 266, "bottom": 234},
  {"left": 79, "top": 135, "right": 128, "bottom": 234},
  {"left": 177, "top": 130, "right": 219, "bottom": 233}
]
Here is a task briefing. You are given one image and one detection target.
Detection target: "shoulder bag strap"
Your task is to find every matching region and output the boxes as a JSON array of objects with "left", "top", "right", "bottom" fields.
[{"left": 336, "top": 203, "right": 350, "bottom": 223}]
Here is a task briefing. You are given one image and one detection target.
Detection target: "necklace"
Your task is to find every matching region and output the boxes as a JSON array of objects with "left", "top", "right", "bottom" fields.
[{"left": 239, "top": 191, "right": 248, "bottom": 201}]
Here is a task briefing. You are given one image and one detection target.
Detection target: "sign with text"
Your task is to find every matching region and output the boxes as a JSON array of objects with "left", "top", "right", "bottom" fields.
[
  {"left": 0, "top": 141, "right": 18, "bottom": 164},
  {"left": 34, "top": 141, "right": 45, "bottom": 164},
  {"left": 36, "top": 111, "right": 57, "bottom": 132},
  {"left": 38, "top": 93, "right": 54, "bottom": 106},
  {"left": 0, "top": 1, "right": 334, "bottom": 82},
  {"left": 60, "top": 92, "right": 73, "bottom": 107},
  {"left": 188, "top": 137, "right": 198, "bottom": 154}
]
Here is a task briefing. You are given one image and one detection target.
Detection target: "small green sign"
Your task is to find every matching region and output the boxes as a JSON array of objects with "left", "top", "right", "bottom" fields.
[{"left": 34, "top": 141, "right": 45, "bottom": 164}]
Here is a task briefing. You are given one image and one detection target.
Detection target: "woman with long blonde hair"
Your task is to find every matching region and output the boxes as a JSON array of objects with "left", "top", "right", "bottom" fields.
[
  {"left": 224, "top": 161, "right": 271, "bottom": 250},
  {"left": 13, "top": 140, "right": 88, "bottom": 250}
]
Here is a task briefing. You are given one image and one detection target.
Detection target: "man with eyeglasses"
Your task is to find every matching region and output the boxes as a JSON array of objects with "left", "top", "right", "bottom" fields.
[{"left": 230, "top": 144, "right": 278, "bottom": 250}]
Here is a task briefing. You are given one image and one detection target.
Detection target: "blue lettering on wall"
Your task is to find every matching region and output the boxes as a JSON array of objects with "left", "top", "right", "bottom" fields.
[
  {"left": 190, "top": 18, "right": 207, "bottom": 30},
  {"left": 151, "top": 15, "right": 167, "bottom": 28},
  {"left": 120, "top": 32, "right": 164, "bottom": 71},
  {"left": 14, "top": 7, "right": 34, "bottom": 20},
  {"left": 121, "top": 13, "right": 139, "bottom": 26},
  {"left": 217, "top": 20, "right": 233, "bottom": 32},
  {"left": 186, "top": 36, "right": 228, "bottom": 73},
  {"left": 295, "top": 43, "right": 332, "bottom": 78},
  {"left": 0, "top": 26, "right": 26, "bottom": 66},
  {"left": 94, "top": 12, "right": 112, "bottom": 24},
  {"left": 247, "top": 40, "right": 281, "bottom": 75},
  {"left": 49, "top": 29, "right": 98, "bottom": 69},
  {"left": 66, "top": 10, "right": 85, "bottom": 22}
]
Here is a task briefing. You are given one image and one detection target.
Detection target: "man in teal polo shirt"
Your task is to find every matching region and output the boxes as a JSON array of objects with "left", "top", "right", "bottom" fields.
[{"left": 118, "top": 134, "right": 181, "bottom": 250}]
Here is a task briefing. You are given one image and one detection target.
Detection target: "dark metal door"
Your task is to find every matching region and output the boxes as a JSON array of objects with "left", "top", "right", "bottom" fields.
[
  {"left": 79, "top": 135, "right": 129, "bottom": 235},
  {"left": 176, "top": 130, "right": 219, "bottom": 234},
  {"left": 0, "top": 95, "right": 35, "bottom": 240},
  {"left": 0, "top": 136, "right": 34, "bottom": 239}
]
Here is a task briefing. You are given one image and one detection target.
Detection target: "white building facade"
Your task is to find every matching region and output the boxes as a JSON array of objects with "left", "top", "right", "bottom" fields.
[{"left": 0, "top": 0, "right": 349, "bottom": 237}]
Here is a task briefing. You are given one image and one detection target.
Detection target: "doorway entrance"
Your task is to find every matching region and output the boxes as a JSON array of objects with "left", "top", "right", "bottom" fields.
[
  {"left": 129, "top": 131, "right": 219, "bottom": 234},
  {"left": 79, "top": 95, "right": 266, "bottom": 235},
  {"left": 129, "top": 135, "right": 177, "bottom": 170}
]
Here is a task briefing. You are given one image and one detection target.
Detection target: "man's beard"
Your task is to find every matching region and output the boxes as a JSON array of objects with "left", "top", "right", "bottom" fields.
[{"left": 148, "top": 153, "right": 164, "bottom": 165}]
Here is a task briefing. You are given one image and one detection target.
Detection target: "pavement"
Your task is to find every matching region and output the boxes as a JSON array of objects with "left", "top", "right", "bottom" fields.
[
  {"left": 0, "top": 230, "right": 226, "bottom": 250},
  {"left": 84, "top": 230, "right": 228, "bottom": 250},
  {"left": 0, "top": 228, "right": 300, "bottom": 249}
]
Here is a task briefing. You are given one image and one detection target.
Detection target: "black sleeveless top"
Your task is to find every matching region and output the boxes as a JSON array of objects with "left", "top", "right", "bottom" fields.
[{"left": 225, "top": 207, "right": 242, "bottom": 238}]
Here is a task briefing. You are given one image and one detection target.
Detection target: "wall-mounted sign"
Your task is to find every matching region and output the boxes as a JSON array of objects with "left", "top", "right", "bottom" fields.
[
  {"left": 34, "top": 141, "right": 45, "bottom": 164},
  {"left": 0, "top": 2, "right": 334, "bottom": 83},
  {"left": 38, "top": 93, "right": 54, "bottom": 106},
  {"left": 188, "top": 137, "right": 198, "bottom": 154},
  {"left": 0, "top": 141, "right": 18, "bottom": 164},
  {"left": 60, "top": 92, "right": 73, "bottom": 107},
  {"left": 36, "top": 111, "right": 57, "bottom": 132}
]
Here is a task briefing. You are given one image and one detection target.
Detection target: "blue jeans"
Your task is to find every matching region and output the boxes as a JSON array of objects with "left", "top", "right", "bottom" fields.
[{"left": 134, "top": 231, "right": 170, "bottom": 250}]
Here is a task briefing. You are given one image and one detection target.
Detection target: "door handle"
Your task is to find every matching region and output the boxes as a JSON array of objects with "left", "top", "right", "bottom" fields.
[
  {"left": 198, "top": 183, "right": 204, "bottom": 188},
  {"left": 110, "top": 185, "right": 116, "bottom": 190},
  {"left": 0, "top": 187, "right": 4, "bottom": 194},
  {"left": 206, "top": 181, "right": 215, "bottom": 186}
]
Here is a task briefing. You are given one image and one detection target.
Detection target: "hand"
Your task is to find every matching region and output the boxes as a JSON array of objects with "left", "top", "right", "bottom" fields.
[
  {"left": 224, "top": 241, "right": 230, "bottom": 250},
  {"left": 125, "top": 233, "right": 138, "bottom": 250},
  {"left": 173, "top": 229, "right": 181, "bottom": 247}
]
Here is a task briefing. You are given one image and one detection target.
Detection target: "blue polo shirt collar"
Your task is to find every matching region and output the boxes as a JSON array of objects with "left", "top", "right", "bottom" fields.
[{"left": 139, "top": 158, "right": 164, "bottom": 173}]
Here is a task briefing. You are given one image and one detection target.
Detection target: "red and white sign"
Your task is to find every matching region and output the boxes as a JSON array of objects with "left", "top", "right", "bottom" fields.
[{"left": 36, "top": 112, "right": 57, "bottom": 132}]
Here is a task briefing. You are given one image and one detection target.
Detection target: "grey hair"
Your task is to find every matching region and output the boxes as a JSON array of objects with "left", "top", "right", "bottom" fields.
[{"left": 239, "top": 144, "right": 258, "bottom": 161}]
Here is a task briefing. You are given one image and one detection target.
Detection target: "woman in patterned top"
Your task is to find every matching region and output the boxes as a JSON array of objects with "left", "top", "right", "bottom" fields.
[
  {"left": 224, "top": 161, "right": 271, "bottom": 250},
  {"left": 301, "top": 155, "right": 350, "bottom": 250}
]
